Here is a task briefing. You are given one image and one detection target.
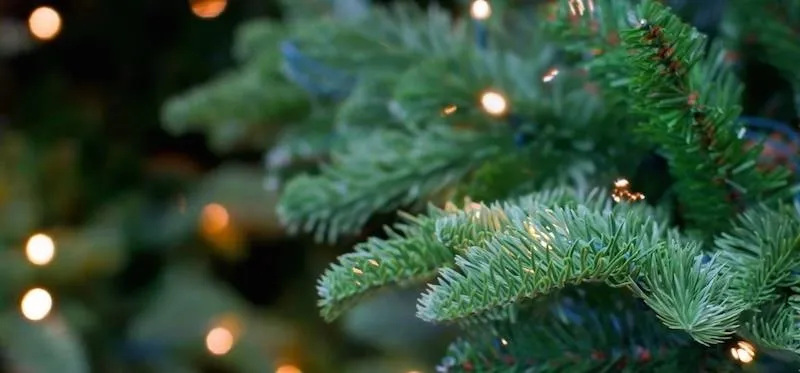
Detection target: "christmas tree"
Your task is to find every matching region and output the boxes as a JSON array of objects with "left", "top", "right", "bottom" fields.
[{"left": 174, "top": 0, "right": 800, "bottom": 371}]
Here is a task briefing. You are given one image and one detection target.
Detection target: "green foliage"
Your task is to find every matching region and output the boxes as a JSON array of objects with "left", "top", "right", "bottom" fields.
[
  {"left": 725, "top": 0, "right": 800, "bottom": 112},
  {"left": 159, "top": 0, "right": 800, "bottom": 369},
  {"left": 438, "top": 289, "right": 741, "bottom": 372},
  {"left": 277, "top": 126, "right": 506, "bottom": 242},
  {"left": 604, "top": 0, "right": 791, "bottom": 235},
  {"left": 0, "top": 313, "right": 89, "bottom": 373}
]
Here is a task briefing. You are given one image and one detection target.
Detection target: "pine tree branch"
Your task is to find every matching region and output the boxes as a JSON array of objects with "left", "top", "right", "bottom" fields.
[
  {"left": 278, "top": 127, "right": 505, "bottom": 242},
  {"left": 633, "top": 243, "right": 745, "bottom": 345},
  {"left": 435, "top": 290, "right": 740, "bottom": 373},
  {"left": 160, "top": 67, "right": 310, "bottom": 141},
  {"left": 416, "top": 195, "right": 667, "bottom": 323},
  {"left": 316, "top": 187, "right": 586, "bottom": 321},
  {"left": 418, "top": 190, "right": 745, "bottom": 345},
  {"left": 728, "top": 0, "right": 800, "bottom": 113},
  {"left": 317, "top": 207, "right": 451, "bottom": 322},
  {"left": 715, "top": 205, "right": 800, "bottom": 307},
  {"left": 609, "top": 0, "right": 792, "bottom": 235},
  {"left": 744, "top": 300, "right": 800, "bottom": 357}
]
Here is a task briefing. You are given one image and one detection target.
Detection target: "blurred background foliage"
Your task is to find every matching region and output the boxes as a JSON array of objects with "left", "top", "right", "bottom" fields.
[{"left": 0, "top": 0, "right": 455, "bottom": 372}]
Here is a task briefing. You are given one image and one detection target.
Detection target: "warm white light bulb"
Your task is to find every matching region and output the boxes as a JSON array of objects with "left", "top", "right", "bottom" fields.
[
  {"left": 20, "top": 288, "right": 53, "bottom": 321},
  {"left": 206, "top": 326, "right": 235, "bottom": 355},
  {"left": 26, "top": 233, "right": 55, "bottom": 266},
  {"left": 480, "top": 90, "right": 508, "bottom": 116},
  {"left": 28, "top": 6, "right": 61, "bottom": 41},
  {"left": 730, "top": 341, "right": 756, "bottom": 364},
  {"left": 276, "top": 365, "right": 302, "bottom": 373},
  {"left": 470, "top": 0, "right": 491, "bottom": 20}
]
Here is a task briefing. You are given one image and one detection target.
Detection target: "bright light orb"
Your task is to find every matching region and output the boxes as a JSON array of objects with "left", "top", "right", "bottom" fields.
[
  {"left": 26, "top": 233, "right": 55, "bottom": 266},
  {"left": 206, "top": 326, "right": 234, "bottom": 355},
  {"left": 480, "top": 90, "right": 508, "bottom": 116},
  {"left": 470, "top": 0, "right": 492, "bottom": 20},
  {"left": 28, "top": 7, "right": 62, "bottom": 41},
  {"left": 190, "top": 0, "right": 228, "bottom": 19},
  {"left": 20, "top": 288, "right": 53, "bottom": 321}
]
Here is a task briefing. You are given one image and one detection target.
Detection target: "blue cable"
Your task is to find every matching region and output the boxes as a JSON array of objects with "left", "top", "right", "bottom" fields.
[
  {"left": 280, "top": 40, "right": 356, "bottom": 100},
  {"left": 739, "top": 116, "right": 800, "bottom": 144}
]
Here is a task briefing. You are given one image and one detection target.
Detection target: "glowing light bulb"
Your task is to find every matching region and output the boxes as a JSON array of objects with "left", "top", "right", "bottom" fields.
[
  {"left": 542, "top": 68, "right": 560, "bottom": 83},
  {"left": 276, "top": 365, "right": 302, "bottom": 373},
  {"left": 26, "top": 233, "right": 55, "bottom": 266},
  {"left": 480, "top": 90, "right": 508, "bottom": 116},
  {"left": 20, "top": 288, "right": 53, "bottom": 321},
  {"left": 201, "top": 203, "right": 229, "bottom": 234},
  {"left": 28, "top": 6, "right": 61, "bottom": 41},
  {"left": 190, "top": 0, "right": 228, "bottom": 19},
  {"left": 730, "top": 341, "right": 755, "bottom": 364},
  {"left": 470, "top": 0, "right": 492, "bottom": 20},
  {"left": 206, "top": 326, "right": 235, "bottom": 355}
]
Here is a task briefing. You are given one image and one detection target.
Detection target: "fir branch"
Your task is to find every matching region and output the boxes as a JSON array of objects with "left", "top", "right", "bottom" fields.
[
  {"left": 613, "top": 0, "right": 791, "bottom": 235},
  {"left": 161, "top": 67, "right": 309, "bottom": 138},
  {"left": 418, "top": 191, "right": 743, "bottom": 345},
  {"left": 277, "top": 127, "right": 504, "bottom": 242},
  {"left": 744, "top": 300, "right": 800, "bottom": 356},
  {"left": 715, "top": 205, "right": 800, "bottom": 307},
  {"left": 317, "top": 187, "right": 587, "bottom": 321},
  {"left": 416, "top": 197, "right": 670, "bottom": 324},
  {"left": 316, "top": 207, "right": 451, "bottom": 322},
  {"left": 728, "top": 0, "right": 800, "bottom": 112},
  {"left": 436, "top": 289, "right": 740, "bottom": 373},
  {"left": 545, "top": 0, "right": 634, "bottom": 54},
  {"left": 633, "top": 243, "right": 746, "bottom": 345}
]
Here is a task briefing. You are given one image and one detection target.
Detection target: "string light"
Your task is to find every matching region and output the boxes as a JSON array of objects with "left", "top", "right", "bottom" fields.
[
  {"left": 730, "top": 341, "right": 756, "bottom": 364},
  {"left": 206, "top": 326, "right": 235, "bottom": 355},
  {"left": 442, "top": 104, "right": 458, "bottom": 116},
  {"left": 190, "top": 0, "right": 228, "bottom": 19},
  {"left": 28, "top": 6, "right": 61, "bottom": 41},
  {"left": 470, "top": 0, "right": 492, "bottom": 20},
  {"left": 612, "top": 178, "right": 645, "bottom": 203},
  {"left": 201, "top": 203, "right": 230, "bottom": 234},
  {"left": 275, "top": 365, "right": 302, "bottom": 373},
  {"left": 567, "top": 0, "right": 594, "bottom": 17},
  {"left": 480, "top": 90, "right": 508, "bottom": 116},
  {"left": 20, "top": 288, "right": 53, "bottom": 321},
  {"left": 25, "top": 233, "right": 55, "bottom": 266},
  {"left": 542, "top": 68, "right": 560, "bottom": 83},
  {"left": 470, "top": 0, "right": 491, "bottom": 49}
]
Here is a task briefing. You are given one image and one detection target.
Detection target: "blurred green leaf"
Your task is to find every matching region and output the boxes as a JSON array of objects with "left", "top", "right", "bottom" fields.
[{"left": 0, "top": 313, "right": 89, "bottom": 373}]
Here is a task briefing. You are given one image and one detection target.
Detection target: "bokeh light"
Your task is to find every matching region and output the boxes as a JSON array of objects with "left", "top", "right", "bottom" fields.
[
  {"left": 28, "top": 7, "right": 61, "bottom": 41},
  {"left": 275, "top": 365, "right": 302, "bottom": 373},
  {"left": 25, "top": 233, "right": 55, "bottom": 266},
  {"left": 20, "top": 288, "right": 53, "bottom": 321},
  {"left": 190, "top": 0, "right": 227, "bottom": 19},
  {"left": 206, "top": 326, "right": 235, "bottom": 355},
  {"left": 201, "top": 203, "right": 230, "bottom": 234},
  {"left": 480, "top": 90, "right": 508, "bottom": 116}
]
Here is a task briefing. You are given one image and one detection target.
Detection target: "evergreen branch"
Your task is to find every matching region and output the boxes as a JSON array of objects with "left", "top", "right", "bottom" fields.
[
  {"left": 416, "top": 198, "right": 670, "bottom": 324},
  {"left": 317, "top": 188, "right": 588, "bottom": 321},
  {"left": 160, "top": 67, "right": 309, "bottom": 141},
  {"left": 288, "top": 5, "right": 466, "bottom": 78},
  {"left": 614, "top": 0, "right": 791, "bottom": 235},
  {"left": 545, "top": 0, "right": 635, "bottom": 54},
  {"left": 728, "top": 0, "right": 800, "bottom": 112},
  {"left": 392, "top": 50, "right": 551, "bottom": 126},
  {"left": 316, "top": 207, "right": 451, "bottom": 322},
  {"left": 277, "top": 127, "right": 504, "bottom": 242},
  {"left": 744, "top": 300, "right": 800, "bottom": 356},
  {"left": 232, "top": 19, "right": 286, "bottom": 63},
  {"left": 436, "top": 289, "right": 740, "bottom": 373},
  {"left": 715, "top": 205, "right": 800, "bottom": 307},
  {"left": 633, "top": 242, "right": 746, "bottom": 345}
]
